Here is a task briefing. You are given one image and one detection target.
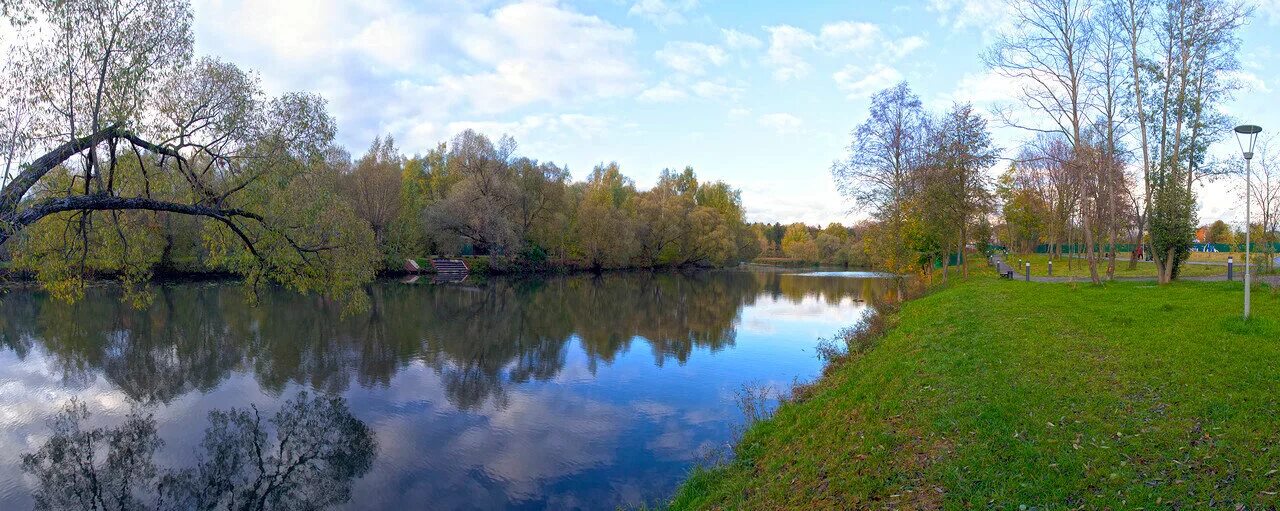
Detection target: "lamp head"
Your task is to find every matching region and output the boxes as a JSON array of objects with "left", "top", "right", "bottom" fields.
[{"left": 1235, "top": 124, "right": 1262, "bottom": 160}]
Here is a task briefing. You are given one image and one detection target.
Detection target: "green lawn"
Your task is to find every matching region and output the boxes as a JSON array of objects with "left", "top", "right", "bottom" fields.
[
  {"left": 671, "top": 276, "right": 1280, "bottom": 509},
  {"left": 1001, "top": 253, "right": 1227, "bottom": 279}
]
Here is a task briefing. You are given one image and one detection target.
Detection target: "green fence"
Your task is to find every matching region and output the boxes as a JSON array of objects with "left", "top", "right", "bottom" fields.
[
  {"left": 1033, "top": 244, "right": 1137, "bottom": 254},
  {"left": 931, "top": 252, "right": 963, "bottom": 268},
  {"left": 1032, "top": 243, "right": 1280, "bottom": 254}
]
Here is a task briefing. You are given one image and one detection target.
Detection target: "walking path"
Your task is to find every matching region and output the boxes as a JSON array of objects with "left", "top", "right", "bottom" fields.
[{"left": 987, "top": 253, "right": 1280, "bottom": 286}]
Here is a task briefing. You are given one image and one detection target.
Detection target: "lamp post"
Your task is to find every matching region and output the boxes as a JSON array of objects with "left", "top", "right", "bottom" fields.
[{"left": 1234, "top": 124, "right": 1262, "bottom": 320}]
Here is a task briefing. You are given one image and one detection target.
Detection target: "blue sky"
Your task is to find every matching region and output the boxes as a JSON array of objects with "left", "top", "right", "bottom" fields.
[{"left": 191, "top": 0, "right": 1280, "bottom": 226}]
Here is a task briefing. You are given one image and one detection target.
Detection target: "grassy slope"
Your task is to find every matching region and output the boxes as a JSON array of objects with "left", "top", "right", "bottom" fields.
[{"left": 672, "top": 276, "right": 1280, "bottom": 509}]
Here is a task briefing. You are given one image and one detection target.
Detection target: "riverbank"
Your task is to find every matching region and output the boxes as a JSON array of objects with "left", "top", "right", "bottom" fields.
[
  {"left": 670, "top": 275, "right": 1280, "bottom": 509},
  {"left": 0, "top": 257, "right": 737, "bottom": 292}
]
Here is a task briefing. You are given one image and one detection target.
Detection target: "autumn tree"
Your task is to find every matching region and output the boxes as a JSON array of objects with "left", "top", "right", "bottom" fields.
[
  {"left": 831, "top": 82, "right": 929, "bottom": 272},
  {"left": 781, "top": 223, "right": 818, "bottom": 262},
  {"left": 345, "top": 136, "right": 403, "bottom": 247},
  {"left": 0, "top": 1, "right": 377, "bottom": 304},
  {"left": 925, "top": 103, "right": 998, "bottom": 277}
]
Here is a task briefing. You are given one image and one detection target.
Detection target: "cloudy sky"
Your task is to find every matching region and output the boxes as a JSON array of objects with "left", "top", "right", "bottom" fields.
[{"left": 191, "top": 0, "right": 1280, "bottom": 226}]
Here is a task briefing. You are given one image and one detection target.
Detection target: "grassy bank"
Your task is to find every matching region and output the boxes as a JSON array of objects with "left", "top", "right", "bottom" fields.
[{"left": 671, "top": 276, "right": 1280, "bottom": 509}]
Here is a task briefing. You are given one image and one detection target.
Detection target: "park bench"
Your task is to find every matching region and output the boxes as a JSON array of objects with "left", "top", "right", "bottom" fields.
[{"left": 997, "top": 262, "right": 1015, "bottom": 279}]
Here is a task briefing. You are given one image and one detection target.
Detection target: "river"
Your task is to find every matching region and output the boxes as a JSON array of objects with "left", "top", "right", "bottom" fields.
[{"left": 0, "top": 268, "right": 896, "bottom": 510}]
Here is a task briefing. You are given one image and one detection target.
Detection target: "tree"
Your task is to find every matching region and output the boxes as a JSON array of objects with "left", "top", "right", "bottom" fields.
[
  {"left": 1205, "top": 219, "right": 1231, "bottom": 244},
  {"left": 345, "top": 136, "right": 403, "bottom": 246},
  {"left": 926, "top": 103, "right": 998, "bottom": 277},
  {"left": 423, "top": 130, "right": 519, "bottom": 255},
  {"left": 781, "top": 223, "right": 818, "bottom": 262},
  {"left": 1246, "top": 136, "right": 1279, "bottom": 271},
  {"left": 1, "top": 0, "right": 377, "bottom": 304},
  {"left": 986, "top": 0, "right": 1100, "bottom": 282},
  {"left": 831, "top": 82, "right": 928, "bottom": 272},
  {"left": 572, "top": 162, "right": 637, "bottom": 269}
]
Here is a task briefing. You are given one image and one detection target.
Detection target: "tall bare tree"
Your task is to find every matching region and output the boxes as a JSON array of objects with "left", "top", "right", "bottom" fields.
[
  {"left": 831, "top": 82, "right": 929, "bottom": 273},
  {"left": 987, "top": 0, "right": 1103, "bottom": 282}
]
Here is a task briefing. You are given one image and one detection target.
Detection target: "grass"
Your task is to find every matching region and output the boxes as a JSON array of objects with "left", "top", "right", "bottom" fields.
[
  {"left": 1004, "top": 253, "right": 1227, "bottom": 279},
  {"left": 670, "top": 275, "right": 1280, "bottom": 509},
  {"left": 1187, "top": 251, "right": 1244, "bottom": 263}
]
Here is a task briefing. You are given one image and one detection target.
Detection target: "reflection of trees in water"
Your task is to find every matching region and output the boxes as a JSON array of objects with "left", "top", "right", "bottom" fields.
[
  {"left": 758, "top": 272, "right": 901, "bottom": 307},
  {"left": 21, "top": 392, "right": 375, "bottom": 511},
  {"left": 0, "top": 271, "right": 888, "bottom": 409}
]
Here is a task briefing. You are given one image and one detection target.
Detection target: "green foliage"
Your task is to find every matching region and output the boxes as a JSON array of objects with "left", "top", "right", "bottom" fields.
[
  {"left": 780, "top": 223, "right": 818, "bottom": 262},
  {"left": 1150, "top": 165, "right": 1197, "bottom": 280}
]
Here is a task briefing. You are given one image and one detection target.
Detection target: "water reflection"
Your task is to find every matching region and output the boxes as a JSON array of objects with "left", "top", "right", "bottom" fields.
[
  {"left": 1, "top": 270, "right": 896, "bottom": 509},
  {"left": 21, "top": 392, "right": 374, "bottom": 511},
  {"left": 0, "top": 271, "right": 898, "bottom": 410}
]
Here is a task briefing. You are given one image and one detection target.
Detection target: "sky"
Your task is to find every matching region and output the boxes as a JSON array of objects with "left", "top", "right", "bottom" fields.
[{"left": 190, "top": 0, "right": 1280, "bottom": 227}]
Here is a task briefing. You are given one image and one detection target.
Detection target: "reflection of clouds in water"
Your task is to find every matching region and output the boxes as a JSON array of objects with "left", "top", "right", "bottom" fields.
[
  {"left": 0, "top": 349, "right": 137, "bottom": 509},
  {"left": 346, "top": 380, "right": 625, "bottom": 508},
  {"left": 741, "top": 295, "right": 868, "bottom": 333},
  {"left": 0, "top": 349, "right": 128, "bottom": 428},
  {"left": 632, "top": 400, "right": 678, "bottom": 420},
  {"left": 743, "top": 317, "right": 777, "bottom": 335},
  {"left": 680, "top": 407, "right": 725, "bottom": 427},
  {"left": 460, "top": 388, "right": 622, "bottom": 498},
  {"left": 646, "top": 420, "right": 701, "bottom": 460}
]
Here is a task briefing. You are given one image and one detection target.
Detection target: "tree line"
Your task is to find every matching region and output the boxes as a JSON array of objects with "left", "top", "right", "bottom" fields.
[
  {"left": 834, "top": 0, "right": 1270, "bottom": 283},
  {"left": 750, "top": 222, "right": 872, "bottom": 267},
  {"left": 341, "top": 132, "right": 758, "bottom": 272},
  {"left": 0, "top": 0, "right": 757, "bottom": 306}
]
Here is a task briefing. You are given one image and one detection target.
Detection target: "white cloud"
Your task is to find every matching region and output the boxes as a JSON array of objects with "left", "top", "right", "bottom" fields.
[
  {"left": 819, "top": 21, "right": 882, "bottom": 52},
  {"left": 638, "top": 81, "right": 689, "bottom": 102},
  {"left": 690, "top": 80, "right": 742, "bottom": 100},
  {"left": 728, "top": 107, "right": 751, "bottom": 119},
  {"left": 927, "top": 0, "right": 1013, "bottom": 33},
  {"left": 1255, "top": 0, "right": 1280, "bottom": 25},
  {"left": 742, "top": 183, "right": 852, "bottom": 224},
  {"left": 721, "top": 28, "right": 763, "bottom": 50},
  {"left": 637, "top": 79, "right": 741, "bottom": 102},
  {"left": 762, "top": 22, "right": 927, "bottom": 82},
  {"left": 833, "top": 64, "right": 904, "bottom": 99},
  {"left": 941, "top": 69, "right": 1021, "bottom": 105},
  {"left": 444, "top": 114, "right": 610, "bottom": 143},
  {"left": 655, "top": 41, "right": 727, "bottom": 75},
  {"left": 193, "top": 0, "right": 638, "bottom": 152},
  {"left": 757, "top": 113, "right": 803, "bottom": 134},
  {"left": 628, "top": 0, "right": 699, "bottom": 27},
  {"left": 763, "top": 25, "right": 818, "bottom": 81},
  {"left": 891, "top": 35, "right": 929, "bottom": 59},
  {"left": 446, "top": 2, "right": 638, "bottom": 114}
]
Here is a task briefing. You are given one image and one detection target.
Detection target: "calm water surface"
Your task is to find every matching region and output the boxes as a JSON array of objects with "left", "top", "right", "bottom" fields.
[{"left": 0, "top": 269, "right": 895, "bottom": 510}]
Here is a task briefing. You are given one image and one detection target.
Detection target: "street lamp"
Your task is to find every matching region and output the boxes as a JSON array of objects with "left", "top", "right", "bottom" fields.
[{"left": 1234, "top": 124, "right": 1262, "bottom": 320}]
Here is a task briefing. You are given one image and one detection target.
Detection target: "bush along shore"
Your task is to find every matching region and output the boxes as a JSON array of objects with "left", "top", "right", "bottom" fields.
[{"left": 669, "top": 273, "right": 1280, "bottom": 509}]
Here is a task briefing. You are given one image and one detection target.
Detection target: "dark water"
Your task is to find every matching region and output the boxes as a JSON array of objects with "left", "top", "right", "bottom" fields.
[{"left": 0, "top": 269, "right": 896, "bottom": 510}]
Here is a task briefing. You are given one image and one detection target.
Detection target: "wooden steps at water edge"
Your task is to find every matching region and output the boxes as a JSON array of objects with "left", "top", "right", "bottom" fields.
[{"left": 430, "top": 258, "right": 469, "bottom": 276}]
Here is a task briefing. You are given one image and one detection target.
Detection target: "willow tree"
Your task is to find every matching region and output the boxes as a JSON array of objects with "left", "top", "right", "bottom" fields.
[{"left": 0, "top": 0, "right": 377, "bottom": 304}]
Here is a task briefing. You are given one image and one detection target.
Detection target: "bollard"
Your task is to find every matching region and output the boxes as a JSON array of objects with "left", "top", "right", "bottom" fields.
[
  {"left": 1228, "top": 256, "right": 1234, "bottom": 281},
  {"left": 1048, "top": 260, "right": 1053, "bottom": 276},
  {"left": 1025, "top": 262, "right": 1031, "bottom": 282}
]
